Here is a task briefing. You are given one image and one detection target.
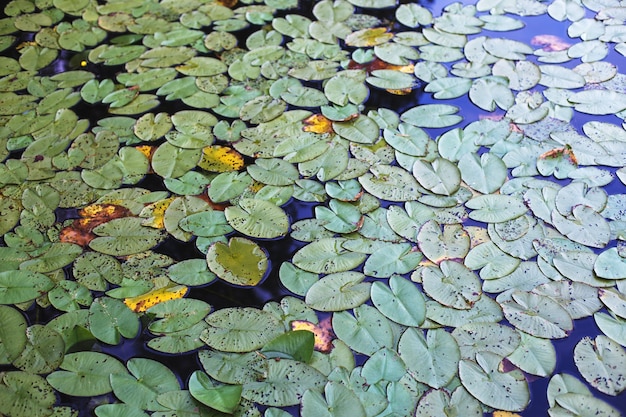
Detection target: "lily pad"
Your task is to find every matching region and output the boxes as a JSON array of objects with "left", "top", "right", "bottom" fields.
[
  {"left": 305, "top": 271, "right": 371, "bottom": 311},
  {"left": 206, "top": 237, "right": 268, "bottom": 287},
  {"left": 225, "top": 198, "right": 289, "bottom": 239},
  {"left": 47, "top": 351, "right": 127, "bottom": 396}
]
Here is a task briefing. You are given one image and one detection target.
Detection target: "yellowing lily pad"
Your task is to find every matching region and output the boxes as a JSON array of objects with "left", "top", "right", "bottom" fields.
[{"left": 206, "top": 237, "right": 268, "bottom": 286}]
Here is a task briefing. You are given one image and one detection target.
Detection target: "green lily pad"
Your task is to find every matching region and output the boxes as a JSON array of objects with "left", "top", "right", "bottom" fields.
[
  {"left": 202, "top": 307, "right": 283, "bottom": 353},
  {"left": 370, "top": 275, "right": 426, "bottom": 326},
  {"left": 0, "top": 371, "right": 56, "bottom": 417},
  {"left": 501, "top": 291, "right": 573, "bottom": 339},
  {"left": 89, "top": 296, "right": 139, "bottom": 345},
  {"left": 47, "top": 351, "right": 127, "bottom": 396},
  {"left": 225, "top": 198, "right": 289, "bottom": 239},
  {"left": 332, "top": 304, "right": 393, "bottom": 356},
  {"left": 301, "top": 381, "right": 366, "bottom": 417},
  {"left": 206, "top": 237, "right": 268, "bottom": 287},
  {"left": 293, "top": 238, "right": 367, "bottom": 274},
  {"left": 0, "top": 306, "right": 27, "bottom": 364},
  {"left": 0, "top": 270, "right": 54, "bottom": 304},
  {"left": 399, "top": 327, "right": 460, "bottom": 388},
  {"left": 89, "top": 217, "right": 166, "bottom": 256},
  {"left": 189, "top": 370, "right": 242, "bottom": 414}
]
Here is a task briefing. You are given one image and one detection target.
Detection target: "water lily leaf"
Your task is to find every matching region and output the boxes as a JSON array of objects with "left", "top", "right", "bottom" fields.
[
  {"left": 189, "top": 370, "right": 241, "bottom": 414},
  {"left": 0, "top": 270, "right": 54, "bottom": 304},
  {"left": 89, "top": 296, "right": 139, "bottom": 345},
  {"left": 10, "top": 324, "right": 63, "bottom": 374},
  {"left": 147, "top": 320, "right": 208, "bottom": 354},
  {"left": 123, "top": 285, "right": 188, "bottom": 313},
  {"left": 301, "top": 381, "right": 366, "bottom": 417},
  {"left": 198, "top": 145, "right": 244, "bottom": 172},
  {"left": 459, "top": 352, "right": 530, "bottom": 412},
  {"left": 359, "top": 164, "right": 420, "bottom": 201},
  {"left": 225, "top": 198, "right": 289, "bottom": 239},
  {"left": 551, "top": 205, "right": 610, "bottom": 248},
  {"left": 568, "top": 89, "right": 626, "bottom": 115},
  {"left": 202, "top": 307, "right": 283, "bottom": 353},
  {"left": 208, "top": 171, "right": 253, "bottom": 203},
  {"left": 324, "top": 70, "right": 368, "bottom": 106},
  {"left": 539, "top": 64, "right": 586, "bottom": 88},
  {"left": 332, "top": 115, "right": 380, "bottom": 144},
  {"left": 242, "top": 358, "right": 326, "bottom": 406},
  {"left": 399, "top": 327, "right": 460, "bottom": 388},
  {"left": 108, "top": 94, "right": 160, "bottom": 115},
  {"left": 424, "top": 76, "right": 472, "bottom": 99},
  {"left": 345, "top": 27, "right": 393, "bottom": 47},
  {"left": 46, "top": 351, "right": 127, "bottom": 396},
  {"left": 533, "top": 281, "right": 601, "bottom": 320},
  {"left": 94, "top": 404, "right": 148, "bottom": 417},
  {"left": 293, "top": 238, "right": 366, "bottom": 274},
  {"left": 413, "top": 157, "right": 461, "bottom": 196},
  {"left": 371, "top": 275, "right": 425, "bottom": 326},
  {"left": 419, "top": 44, "right": 464, "bottom": 62},
  {"left": 18, "top": 45, "right": 57, "bottom": 71},
  {"left": 458, "top": 152, "right": 507, "bottom": 194},
  {"left": 305, "top": 271, "right": 370, "bottom": 311},
  {"left": 396, "top": 4, "right": 433, "bottom": 27},
  {"left": 366, "top": 69, "right": 417, "bottom": 90},
  {"left": 574, "top": 336, "right": 626, "bottom": 396},
  {"left": 0, "top": 305, "right": 27, "bottom": 364},
  {"left": 151, "top": 142, "right": 202, "bottom": 179},
  {"left": 452, "top": 322, "right": 520, "bottom": 360},
  {"left": 180, "top": 210, "right": 233, "bottom": 238},
  {"left": 595, "top": 248, "right": 626, "bottom": 279},
  {"left": 48, "top": 280, "right": 93, "bottom": 312},
  {"left": 418, "top": 220, "right": 470, "bottom": 263},
  {"left": 465, "top": 241, "right": 520, "bottom": 280},
  {"left": 401, "top": 104, "right": 462, "bottom": 128},
  {"left": 469, "top": 76, "right": 514, "bottom": 111},
  {"left": 332, "top": 304, "right": 393, "bottom": 356},
  {"left": 501, "top": 291, "right": 573, "bottom": 339},
  {"left": 247, "top": 158, "right": 298, "bottom": 186},
  {"left": 422, "top": 260, "right": 482, "bottom": 309},
  {"left": 206, "top": 237, "right": 268, "bottom": 287},
  {"left": 508, "top": 331, "right": 556, "bottom": 377},
  {"left": 175, "top": 57, "right": 227, "bottom": 76},
  {"left": 364, "top": 243, "right": 422, "bottom": 277},
  {"left": 0, "top": 371, "right": 56, "bottom": 417},
  {"left": 552, "top": 393, "right": 622, "bottom": 417},
  {"left": 89, "top": 217, "right": 166, "bottom": 256},
  {"left": 416, "top": 387, "right": 482, "bottom": 417},
  {"left": 261, "top": 330, "right": 315, "bottom": 363},
  {"left": 315, "top": 199, "right": 362, "bottom": 234},
  {"left": 466, "top": 194, "right": 528, "bottom": 223}
]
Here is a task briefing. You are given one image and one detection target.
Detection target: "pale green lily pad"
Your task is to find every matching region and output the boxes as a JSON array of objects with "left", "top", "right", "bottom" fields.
[
  {"left": 305, "top": 271, "right": 370, "bottom": 311},
  {"left": 364, "top": 243, "right": 422, "bottom": 277},
  {"left": 332, "top": 304, "right": 393, "bottom": 356},
  {"left": 508, "top": 331, "right": 557, "bottom": 377},
  {"left": 422, "top": 260, "right": 482, "bottom": 309},
  {"left": 459, "top": 352, "right": 530, "bottom": 412},
  {"left": 501, "top": 291, "right": 573, "bottom": 339},
  {"left": 415, "top": 387, "right": 482, "bottom": 417},
  {"left": 418, "top": 220, "right": 470, "bottom": 263},
  {"left": 242, "top": 358, "right": 326, "bottom": 407},
  {"left": 301, "top": 381, "right": 366, "bottom": 417},
  {"left": 89, "top": 296, "right": 139, "bottom": 345},
  {"left": 399, "top": 327, "right": 460, "bottom": 388},
  {"left": 359, "top": 165, "right": 421, "bottom": 201},
  {"left": 371, "top": 275, "right": 426, "bottom": 326},
  {"left": 452, "top": 322, "right": 520, "bottom": 360},
  {"left": 206, "top": 237, "right": 268, "bottom": 287},
  {"left": 293, "top": 238, "right": 367, "bottom": 274},
  {"left": 225, "top": 198, "right": 289, "bottom": 239},
  {"left": 401, "top": 104, "right": 462, "bottom": 128},
  {"left": 574, "top": 336, "right": 626, "bottom": 396},
  {"left": 466, "top": 194, "right": 528, "bottom": 223}
]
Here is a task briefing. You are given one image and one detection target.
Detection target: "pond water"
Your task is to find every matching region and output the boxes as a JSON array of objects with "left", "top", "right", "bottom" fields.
[{"left": 0, "top": 0, "right": 626, "bottom": 416}]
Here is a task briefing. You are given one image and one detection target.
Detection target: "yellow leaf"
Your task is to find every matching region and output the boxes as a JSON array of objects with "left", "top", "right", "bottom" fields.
[
  {"left": 140, "top": 197, "right": 176, "bottom": 229},
  {"left": 303, "top": 114, "right": 335, "bottom": 134},
  {"left": 493, "top": 412, "right": 522, "bottom": 417},
  {"left": 198, "top": 145, "right": 245, "bottom": 173},
  {"left": 124, "top": 285, "right": 188, "bottom": 313},
  {"left": 291, "top": 317, "right": 334, "bottom": 353},
  {"left": 345, "top": 27, "right": 394, "bottom": 47}
]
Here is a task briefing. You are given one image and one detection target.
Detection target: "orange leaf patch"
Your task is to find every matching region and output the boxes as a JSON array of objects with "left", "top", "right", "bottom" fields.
[
  {"left": 302, "top": 114, "right": 335, "bottom": 134},
  {"left": 60, "top": 203, "right": 132, "bottom": 247},
  {"left": 291, "top": 317, "right": 334, "bottom": 353}
]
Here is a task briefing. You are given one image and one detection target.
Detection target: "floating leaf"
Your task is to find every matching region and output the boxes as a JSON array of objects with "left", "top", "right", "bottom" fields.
[
  {"left": 89, "top": 217, "right": 166, "bottom": 256},
  {"left": 202, "top": 307, "right": 283, "bottom": 353},
  {"left": 89, "top": 296, "right": 139, "bottom": 344},
  {"left": 189, "top": 370, "right": 242, "bottom": 414},
  {"left": 466, "top": 195, "right": 528, "bottom": 223},
  {"left": 225, "top": 198, "right": 289, "bottom": 239},
  {"left": 422, "top": 260, "right": 482, "bottom": 309},
  {"left": 459, "top": 352, "right": 530, "bottom": 412},
  {"left": 206, "top": 237, "right": 268, "bottom": 287},
  {"left": 198, "top": 145, "right": 244, "bottom": 172},
  {"left": 370, "top": 275, "right": 426, "bottom": 326},
  {"left": 0, "top": 371, "right": 56, "bottom": 417},
  {"left": 262, "top": 330, "right": 315, "bottom": 363},
  {"left": 333, "top": 304, "right": 393, "bottom": 356},
  {"left": 301, "top": 381, "right": 366, "bottom": 417},
  {"left": 0, "top": 270, "right": 54, "bottom": 304},
  {"left": 123, "top": 285, "right": 188, "bottom": 313},
  {"left": 501, "top": 291, "right": 573, "bottom": 339},
  {"left": 293, "top": 238, "right": 367, "bottom": 274},
  {"left": 574, "top": 336, "right": 626, "bottom": 396},
  {"left": 47, "top": 351, "right": 127, "bottom": 396},
  {"left": 305, "top": 271, "right": 370, "bottom": 311},
  {"left": 399, "top": 327, "right": 460, "bottom": 388},
  {"left": 401, "top": 104, "right": 462, "bottom": 128}
]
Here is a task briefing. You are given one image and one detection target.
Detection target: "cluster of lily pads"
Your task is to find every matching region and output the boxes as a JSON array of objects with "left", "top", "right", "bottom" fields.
[{"left": 1, "top": 0, "right": 626, "bottom": 415}]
